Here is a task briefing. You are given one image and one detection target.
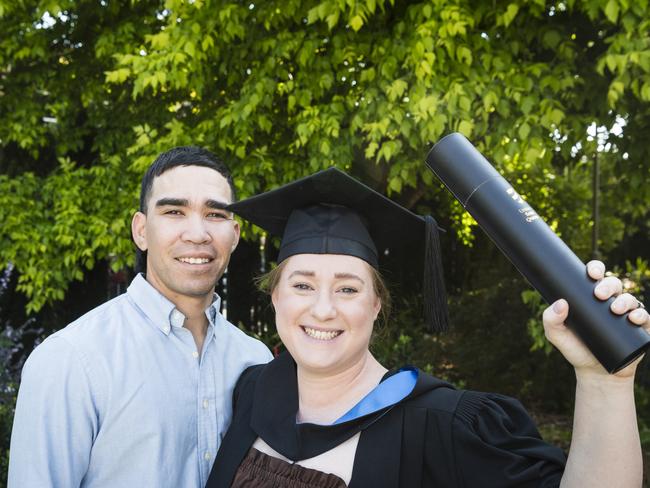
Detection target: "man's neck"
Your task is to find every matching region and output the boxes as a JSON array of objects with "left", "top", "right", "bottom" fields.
[
  {"left": 142, "top": 280, "right": 212, "bottom": 353},
  {"left": 173, "top": 296, "right": 213, "bottom": 354}
]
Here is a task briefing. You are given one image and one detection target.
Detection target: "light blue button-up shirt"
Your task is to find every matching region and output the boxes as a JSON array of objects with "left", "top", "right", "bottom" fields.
[{"left": 8, "top": 274, "right": 272, "bottom": 488}]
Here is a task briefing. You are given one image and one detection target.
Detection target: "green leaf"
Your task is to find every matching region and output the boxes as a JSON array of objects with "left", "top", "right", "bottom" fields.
[
  {"left": 549, "top": 108, "right": 564, "bottom": 125},
  {"left": 365, "top": 142, "right": 379, "bottom": 158},
  {"left": 458, "top": 119, "right": 473, "bottom": 137},
  {"left": 307, "top": 6, "right": 320, "bottom": 24},
  {"left": 456, "top": 46, "right": 472, "bottom": 65},
  {"left": 386, "top": 79, "right": 408, "bottom": 101},
  {"left": 105, "top": 68, "right": 131, "bottom": 83},
  {"left": 388, "top": 176, "right": 402, "bottom": 193},
  {"left": 349, "top": 15, "right": 364, "bottom": 32},
  {"left": 184, "top": 41, "right": 196, "bottom": 57},
  {"left": 326, "top": 10, "right": 340, "bottom": 29},
  {"left": 520, "top": 96, "right": 535, "bottom": 115},
  {"left": 607, "top": 80, "right": 625, "bottom": 105},
  {"left": 604, "top": 0, "right": 620, "bottom": 23},
  {"left": 502, "top": 3, "right": 519, "bottom": 27},
  {"left": 542, "top": 30, "right": 562, "bottom": 49},
  {"left": 518, "top": 122, "right": 531, "bottom": 140},
  {"left": 640, "top": 82, "right": 650, "bottom": 101},
  {"left": 320, "top": 139, "right": 331, "bottom": 155}
]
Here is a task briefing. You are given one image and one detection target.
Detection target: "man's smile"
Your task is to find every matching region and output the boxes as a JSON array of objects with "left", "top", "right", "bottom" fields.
[{"left": 176, "top": 256, "right": 213, "bottom": 265}]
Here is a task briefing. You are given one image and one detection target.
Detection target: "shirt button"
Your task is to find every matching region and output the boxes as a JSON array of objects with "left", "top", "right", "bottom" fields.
[
  {"left": 204, "top": 451, "right": 211, "bottom": 461},
  {"left": 203, "top": 399, "right": 209, "bottom": 409},
  {"left": 163, "top": 326, "right": 170, "bottom": 334},
  {"left": 192, "top": 351, "right": 199, "bottom": 359}
]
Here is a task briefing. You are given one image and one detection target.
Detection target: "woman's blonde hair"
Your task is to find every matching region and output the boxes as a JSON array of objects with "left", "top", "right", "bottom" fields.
[{"left": 256, "top": 258, "right": 392, "bottom": 325}]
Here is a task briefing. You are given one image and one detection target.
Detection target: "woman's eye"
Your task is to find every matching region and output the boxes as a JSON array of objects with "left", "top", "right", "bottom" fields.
[
  {"left": 292, "top": 283, "right": 312, "bottom": 291},
  {"left": 339, "top": 287, "right": 358, "bottom": 294}
]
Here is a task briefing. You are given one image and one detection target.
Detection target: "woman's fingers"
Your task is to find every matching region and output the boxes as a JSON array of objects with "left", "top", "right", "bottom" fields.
[
  {"left": 543, "top": 299, "right": 569, "bottom": 332},
  {"left": 593, "top": 275, "right": 623, "bottom": 300},
  {"left": 628, "top": 305, "right": 649, "bottom": 327},
  {"left": 586, "top": 260, "right": 606, "bottom": 280},
  {"left": 610, "top": 292, "right": 642, "bottom": 314}
]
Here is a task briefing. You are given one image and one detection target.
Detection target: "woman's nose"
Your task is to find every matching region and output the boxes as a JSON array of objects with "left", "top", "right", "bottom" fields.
[{"left": 310, "top": 291, "right": 337, "bottom": 321}]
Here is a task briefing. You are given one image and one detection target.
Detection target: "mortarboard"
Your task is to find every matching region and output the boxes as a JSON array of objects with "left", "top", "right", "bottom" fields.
[{"left": 227, "top": 167, "right": 449, "bottom": 332}]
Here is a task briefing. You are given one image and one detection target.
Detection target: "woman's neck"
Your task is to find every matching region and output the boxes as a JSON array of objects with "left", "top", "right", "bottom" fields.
[{"left": 296, "top": 353, "right": 388, "bottom": 425}]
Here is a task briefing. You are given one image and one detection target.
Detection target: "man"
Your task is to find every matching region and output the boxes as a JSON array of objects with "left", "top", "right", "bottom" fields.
[{"left": 8, "top": 146, "right": 273, "bottom": 487}]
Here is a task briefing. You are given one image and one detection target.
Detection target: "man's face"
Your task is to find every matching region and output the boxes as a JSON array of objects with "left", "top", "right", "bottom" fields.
[{"left": 131, "top": 165, "right": 240, "bottom": 305}]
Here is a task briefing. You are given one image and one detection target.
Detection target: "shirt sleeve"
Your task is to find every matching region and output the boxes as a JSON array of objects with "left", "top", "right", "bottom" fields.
[
  {"left": 451, "top": 391, "right": 566, "bottom": 488},
  {"left": 8, "top": 336, "right": 100, "bottom": 488}
]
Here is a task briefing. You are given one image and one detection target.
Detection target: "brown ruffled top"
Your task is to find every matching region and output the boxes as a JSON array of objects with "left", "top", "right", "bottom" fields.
[{"left": 231, "top": 447, "right": 348, "bottom": 488}]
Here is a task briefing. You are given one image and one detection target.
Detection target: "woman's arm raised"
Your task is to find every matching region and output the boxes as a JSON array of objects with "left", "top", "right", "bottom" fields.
[{"left": 544, "top": 260, "right": 648, "bottom": 487}]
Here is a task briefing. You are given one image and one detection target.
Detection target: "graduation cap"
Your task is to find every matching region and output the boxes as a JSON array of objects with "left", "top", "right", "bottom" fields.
[{"left": 227, "top": 167, "right": 449, "bottom": 332}]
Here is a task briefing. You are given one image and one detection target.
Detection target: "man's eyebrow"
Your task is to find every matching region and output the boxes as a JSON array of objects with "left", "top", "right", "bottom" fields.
[
  {"left": 205, "top": 199, "right": 229, "bottom": 210},
  {"left": 154, "top": 198, "right": 230, "bottom": 210},
  {"left": 155, "top": 197, "right": 189, "bottom": 207}
]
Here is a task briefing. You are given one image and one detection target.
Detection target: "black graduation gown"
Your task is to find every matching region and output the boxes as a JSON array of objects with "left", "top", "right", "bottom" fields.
[{"left": 207, "top": 352, "right": 566, "bottom": 487}]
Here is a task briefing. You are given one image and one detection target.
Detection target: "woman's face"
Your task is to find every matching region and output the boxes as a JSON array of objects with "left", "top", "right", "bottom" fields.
[{"left": 271, "top": 253, "right": 381, "bottom": 375}]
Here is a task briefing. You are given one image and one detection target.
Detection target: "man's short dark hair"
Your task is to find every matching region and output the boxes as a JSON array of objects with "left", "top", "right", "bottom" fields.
[
  {"left": 139, "top": 146, "right": 236, "bottom": 213},
  {"left": 135, "top": 146, "right": 236, "bottom": 274}
]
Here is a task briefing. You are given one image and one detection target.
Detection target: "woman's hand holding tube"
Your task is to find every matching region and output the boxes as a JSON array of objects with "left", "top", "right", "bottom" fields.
[
  {"left": 543, "top": 260, "right": 650, "bottom": 380},
  {"left": 543, "top": 260, "right": 646, "bottom": 487}
]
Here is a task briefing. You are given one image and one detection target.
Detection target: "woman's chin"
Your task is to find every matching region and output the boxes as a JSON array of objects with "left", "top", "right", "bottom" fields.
[
  {"left": 281, "top": 327, "right": 372, "bottom": 375},
  {"left": 290, "top": 347, "right": 370, "bottom": 377},
  {"left": 292, "top": 350, "right": 343, "bottom": 373}
]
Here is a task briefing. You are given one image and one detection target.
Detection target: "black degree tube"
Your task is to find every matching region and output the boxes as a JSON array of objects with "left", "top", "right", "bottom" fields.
[{"left": 426, "top": 132, "right": 650, "bottom": 373}]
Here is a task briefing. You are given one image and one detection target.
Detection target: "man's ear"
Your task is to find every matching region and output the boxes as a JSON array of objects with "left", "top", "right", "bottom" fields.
[
  {"left": 230, "top": 219, "right": 241, "bottom": 253},
  {"left": 131, "top": 212, "right": 148, "bottom": 251}
]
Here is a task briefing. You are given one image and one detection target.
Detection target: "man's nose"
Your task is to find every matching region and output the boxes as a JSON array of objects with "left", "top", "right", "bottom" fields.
[{"left": 181, "top": 215, "right": 211, "bottom": 244}]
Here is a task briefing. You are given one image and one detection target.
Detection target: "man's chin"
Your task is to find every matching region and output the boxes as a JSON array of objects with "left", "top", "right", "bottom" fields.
[
  {"left": 148, "top": 267, "right": 223, "bottom": 300},
  {"left": 180, "top": 283, "right": 218, "bottom": 297},
  {"left": 170, "top": 277, "right": 219, "bottom": 298}
]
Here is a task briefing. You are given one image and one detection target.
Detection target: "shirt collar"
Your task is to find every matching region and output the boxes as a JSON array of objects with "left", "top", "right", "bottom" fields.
[
  {"left": 206, "top": 295, "right": 220, "bottom": 327},
  {"left": 127, "top": 274, "right": 221, "bottom": 336}
]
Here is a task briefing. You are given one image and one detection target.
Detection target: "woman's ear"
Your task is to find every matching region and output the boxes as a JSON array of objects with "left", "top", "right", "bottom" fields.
[
  {"left": 271, "top": 287, "right": 279, "bottom": 311},
  {"left": 373, "top": 297, "right": 381, "bottom": 322}
]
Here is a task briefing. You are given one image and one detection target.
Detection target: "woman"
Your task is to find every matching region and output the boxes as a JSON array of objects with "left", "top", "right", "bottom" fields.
[{"left": 207, "top": 168, "right": 648, "bottom": 487}]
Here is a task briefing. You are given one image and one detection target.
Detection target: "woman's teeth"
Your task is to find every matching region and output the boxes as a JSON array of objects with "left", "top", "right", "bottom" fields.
[
  {"left": 178, "top": 257, "right": 211, "bottom": 264},
  {"left": 303, "top": 327, "right": 342, "bottom": 341}
]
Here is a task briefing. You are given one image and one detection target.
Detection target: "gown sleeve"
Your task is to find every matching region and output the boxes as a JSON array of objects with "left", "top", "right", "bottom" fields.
[{"left": 449, "top": 390, "right": 566, "bottom": 487}]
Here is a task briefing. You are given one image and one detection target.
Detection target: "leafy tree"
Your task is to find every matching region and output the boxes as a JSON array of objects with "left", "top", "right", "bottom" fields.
[{"left": 1, "top": 0, "right": 648, "bottom": 315}]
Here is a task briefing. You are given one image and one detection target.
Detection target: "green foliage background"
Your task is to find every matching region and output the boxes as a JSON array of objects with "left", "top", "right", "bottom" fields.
[{"left": 1, "top": 0, "right": 649, "bottom": 484}]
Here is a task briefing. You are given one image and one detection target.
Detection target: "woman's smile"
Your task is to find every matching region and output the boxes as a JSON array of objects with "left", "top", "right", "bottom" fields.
[{"left": 301, "top": 326, "right": 343, "bottom": 341}]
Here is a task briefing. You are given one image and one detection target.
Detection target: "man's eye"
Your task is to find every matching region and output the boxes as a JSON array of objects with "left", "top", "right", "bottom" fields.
[
  {"left": 165, "top": 209, "right": 183, "bottom": 216},
  {"left": 208, "top": 212, "right": 229, "bottom": 220}
]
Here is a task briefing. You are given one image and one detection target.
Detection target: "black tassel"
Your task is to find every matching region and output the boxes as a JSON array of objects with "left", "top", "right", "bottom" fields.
[{"left": 423, "top": 216, "right": 449, "bottom": 333}]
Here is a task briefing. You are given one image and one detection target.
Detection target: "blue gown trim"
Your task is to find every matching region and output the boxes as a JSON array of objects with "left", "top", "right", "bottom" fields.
[{"left": 333, "top": 368, "right": 418, "bottom": 424}]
